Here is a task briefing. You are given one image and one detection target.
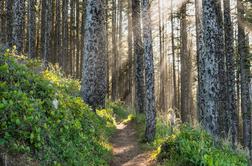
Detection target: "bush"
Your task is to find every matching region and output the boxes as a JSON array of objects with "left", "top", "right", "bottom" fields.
[
  {"left": 157, "top": 125, "right": 249, "bottom": 166},
  {"left": 0, "top": 52, "right": 119, "bottom": 165}
]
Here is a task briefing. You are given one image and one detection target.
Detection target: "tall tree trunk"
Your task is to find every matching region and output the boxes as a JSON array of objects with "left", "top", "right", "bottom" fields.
[
  {"left": 28, "top": 0, "right": 36, "bottom": 58},
  {"left": 0, "top": 0, "right": 5, "bottom": 44},
  {"left": 55, "top": 0, "right": 62, "bottom": 65},
  {"left": 171, "top": 0, "right": 177, "bottom": 110},
  {"left": 106, "top": 0, "right": 109, "bottom": 97},
  {"left": 142, "top": 0, "right": 156, "bottom": 142},
  {"left": 200, "top": 0, "right": 223, "bottom": 135},
  {"left": 132, "top": 0, "right": 145, "bottom": 113},
  {"left": 40, "top": 0, "right": 46, "bottom": 58},
  {"left": 62, "top": 0, "right": 68, "bottom": 72},
  {"left": 223, "top": 0, "right": 238, "bottom": 145},
  {"left": 158, "top": 0, "right": 165, "bottom": 112},
  {"left": 180, "top": 2, "right": 192, "bottom": 123},
  {"left": 43, "top": 0, "right": 52, "bottom": 66},
  {"left": 111, "top": 0, "right": 118, "bottom": 101},
  {"left": 76, "top": 0, "right": 80, "bottom": 78},
  {"left": 127, "top": 0, "right": 133, "bottom": 105},
  {"left": 13, "top": 0, "right": 25, "bottom": 53},
  {"left": 237, "top": 0, "right": 251, "bottom": 152},
  {"left": 81, "top": 0, "right": 107, "bottom": 110},
  {"left": 6, "top": 0, "right": 13, "bottom": 48},
  {"left": 195, "top": 0, "right": 204, "bottom": 122}
]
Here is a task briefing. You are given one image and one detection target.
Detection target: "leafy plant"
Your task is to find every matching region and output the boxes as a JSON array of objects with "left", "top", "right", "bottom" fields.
[{"left": 0, "top": 52, "right": 125, "bottom": 165}]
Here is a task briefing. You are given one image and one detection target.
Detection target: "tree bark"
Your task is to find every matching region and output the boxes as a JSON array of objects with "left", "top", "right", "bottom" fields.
[
  {"left": 237, "top": 0, "right": 251, "bottom": 152},
  {"left": 132, "top": 0, "right": 145, "bottom": 113},
  {"left": 81, "top": 0, "right": 107, "bottom": 110},
  {"left": 223, "top": 0, "right": 238, "bottom": 145},
  {"left": 28, "top": 0, "right": 36, "bottom": 58},
  {"left": 142, "top": 0, "right": 156, "bottom": 142},
  {"left": 13, "top": 0, "right": 25, "bottom": 53},
  {"left": 200, "top": 0, "right": 223, "bottom": 135}
]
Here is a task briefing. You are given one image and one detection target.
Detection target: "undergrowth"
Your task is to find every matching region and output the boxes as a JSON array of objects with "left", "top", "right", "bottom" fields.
[
  {"left": 135, "top": 111, "right": 249, "bottom": 166},
  {"left": 0, "top": 51, "right": 127, "bottom": 165}
]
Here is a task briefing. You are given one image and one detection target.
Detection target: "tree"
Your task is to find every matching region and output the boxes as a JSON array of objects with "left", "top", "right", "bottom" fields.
[
  {"left": 223, "top": 0, "right": 238, "bottom": 145},
  {"left": 81, "top": 0, "right": 107, "bottom": 110},
  {"left": 0, "top": 0, "right": 5, "bottom": 44},
  {"left": 6, "top": 0, "right": 13, "bottom": 48},
  {"left": 13, "top": 0, "right": 25, "bottom": 53},
  {"left": 127, "top": 0, "right": 133, "bottom": 104},
  {"left": 200, "top": 0, "right": 223, "bottom": 135},
  {"left": 237, "top": 0, "right": 251, "bottom": 151},
  {"left": 171, "top": 0, "right": 177, "bottom": 110},
  {"left": 28, "top": 0, "right": 37, "bottom": 58},
  {"left": 111, "top": 0, "right": 118, "bottom": 101},
  {"left": 180, "top": 1, "right": 192, "bottom": 123},
  {"left": 142, "top": 0, "right": 156, "bottom": 141},
  {"left": 132, "top": 0, "right": 145, "bottom": 113}
]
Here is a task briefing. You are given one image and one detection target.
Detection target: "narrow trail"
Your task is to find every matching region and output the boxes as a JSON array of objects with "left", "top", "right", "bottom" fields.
[{"left": 110, "top": 121, "right": 155, "bottom": 166}]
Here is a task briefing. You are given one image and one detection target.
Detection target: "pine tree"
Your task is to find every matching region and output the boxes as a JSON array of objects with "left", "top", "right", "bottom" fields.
[
  {"left": 132, "top": 0, "right": 145, "bottom": 113},
  {"left": 13, "top": 0, "right": 25, "bottom": 53},
  {"left": 142, "top": 0, "right": 156, "bottom": 141},
  {"left": 81, "top": 0, "right": 107, "bottom": 110}
]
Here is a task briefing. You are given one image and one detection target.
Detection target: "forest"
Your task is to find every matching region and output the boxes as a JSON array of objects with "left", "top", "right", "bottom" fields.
[{"left": 0, "top": 0, "right": 252, "bottom": 165}]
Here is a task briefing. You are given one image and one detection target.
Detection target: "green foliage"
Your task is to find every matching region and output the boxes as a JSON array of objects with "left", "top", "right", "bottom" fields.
[
  {"left": 0, "top": 52, "right": 121, "bottom": 165},
  {"left": 106, "top": 101, "right": 129, "bottom": 121},
  {"left": 157, "top": 125, "right": 249, "bottom": 166}
]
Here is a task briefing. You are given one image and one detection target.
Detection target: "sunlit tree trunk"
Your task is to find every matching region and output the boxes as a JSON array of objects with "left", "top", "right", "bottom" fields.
[
  {"left": 142, "top": 0, "right": 156, "bottom": 142},
  {"left": 81, "top": 0, "right": 107, "bottom": 110},
  {"left": 171, "top": 0, "right": 177, "bottom": 110},
  {"left": 111, "top": 0, "right": 118, "bottom": 101},
  {"left": 132, "top": 0, "right": 145, "bottom": 113},
  {"left": 127, "top": 0, "right": 133, "bottom": 104},
  {"left": 180, "top": 2, "right": 192, "bottom": 123},
  {"left": 200, "top": 0, "right": 223, "bottom": 135}
]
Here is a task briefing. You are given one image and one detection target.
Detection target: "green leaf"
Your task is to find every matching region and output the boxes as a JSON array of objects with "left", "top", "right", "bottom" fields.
[
  {"left": 15, "top": 118, "right": 21, "bottom": 125},
  {"left": 0, "top": 138, "right": 6, "bottom": 145},
  {"left": 0, "top": 103, "right": 5, "bottom": 110}
]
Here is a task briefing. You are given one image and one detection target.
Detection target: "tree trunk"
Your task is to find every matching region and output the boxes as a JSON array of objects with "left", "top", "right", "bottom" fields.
[
  {"left": 28, "top": 0, "right": 36, "bottom": 58},
  {"left": 132, "top": 0, "right": 145, "bottom": 113},
  {"left": 6, "top": 0, "right": 13, "bottom": 48},
  {"left": 223, "top": 0, "right": 238, "bottom": 145},
  {"left": 62, "top": 0, "right": 68, "bottom": 72},
  {"left": 171, "top": 0, "right": 177, "bottom": 111},
  {"left": 237, "top": 0, "right": 251, "bottom": 152},
  {"left": 81, "top": 0, "right": 107, "bottom": 110},
  {"left": 142, "top": 0, "right": 156, "bottom": 142},
  {"left": 180, "top": 2, "right": 192, "bottom": 123},
  {"left": 0, "top": 0, "right": 6, "bottom": 44},
  {"left": 111, "top": 0, "right": 118, "bottom": 101},
  {"left": 200, "top": 0, "right": 223, "bottom": 135},
  {"left": 13, "top": 0, "right": 25, "bottom": 53}
]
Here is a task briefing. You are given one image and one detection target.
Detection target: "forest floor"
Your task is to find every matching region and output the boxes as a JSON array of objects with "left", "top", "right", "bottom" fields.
[{"left": 110, "top": 121, "right": 156, "bottom": 166}]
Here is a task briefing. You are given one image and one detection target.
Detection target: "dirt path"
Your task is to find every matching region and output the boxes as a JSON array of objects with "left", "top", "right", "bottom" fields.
[{"left": 110, "top": 121, "right": 155, "bottom": 166}]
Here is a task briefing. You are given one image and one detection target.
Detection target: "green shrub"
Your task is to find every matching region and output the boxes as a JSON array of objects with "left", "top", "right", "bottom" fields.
[
  {"left": 157, "top": 125, "right": 249, "bottom": 166},
  {"left": 0, "top": 52, "right": 121, "bottom": 165}
]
